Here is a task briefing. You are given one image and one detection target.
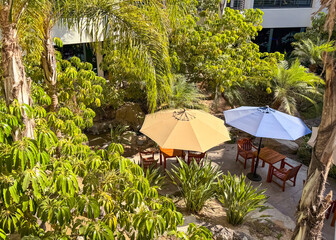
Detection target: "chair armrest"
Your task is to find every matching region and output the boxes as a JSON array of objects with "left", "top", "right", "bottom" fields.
[
  {"left": 272, "top": 165, "right": 287, "bottom": 173},
  {"left": 284, "top": 162, "right": 294, "bottom": 168}
]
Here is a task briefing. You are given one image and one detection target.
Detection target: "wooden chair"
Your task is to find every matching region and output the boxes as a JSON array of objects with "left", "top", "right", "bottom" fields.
[
  {"left": 139, "top": 151, "right": 158, "bottom": 170},
  {"left": 326, "top": 200, "right": 336, "bottom": 227},
  {"left": 236, "top": 138, "right": 257, "bottom": 169},
  {"left": 271, "top": 161, "right": 302, "bottom": 192},
  {"left": 187, "top": 151, "right": 206, "bottom": 165}
]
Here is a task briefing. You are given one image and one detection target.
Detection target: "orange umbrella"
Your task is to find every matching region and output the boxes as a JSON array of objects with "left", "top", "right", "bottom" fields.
[{"left": 140, "top": 109, "right": 231, "bottom": 152}]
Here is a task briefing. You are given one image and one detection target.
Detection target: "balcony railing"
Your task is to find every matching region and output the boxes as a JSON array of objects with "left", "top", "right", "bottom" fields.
[
  {"left": 254, "top": 0, "right": 312, "bottom": 8},
  {"left": 230, "top": 0, "right": 245, "bottom": 10}
]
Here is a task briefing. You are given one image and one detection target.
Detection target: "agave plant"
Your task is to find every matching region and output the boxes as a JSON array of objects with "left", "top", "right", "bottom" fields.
[
  {"left": 168, "top": 158, "right": 221, "bottom": 213},
  {"left": 217, "top": 172, "right": 268, "bottom": 226}
]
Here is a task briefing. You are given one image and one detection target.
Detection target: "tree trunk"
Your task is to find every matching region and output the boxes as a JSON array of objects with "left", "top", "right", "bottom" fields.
[
  {"left": 0, "top": 8, "right": 34, "bottom": 139},
  {"left": 292, "top": 54, "right": 336, "bottom": 239},
  {"left": 41, "top": 20, "right": 58, "bottom": 112},
  {"left": 219, "top": 0, "right": 227, "bottom": 18}
]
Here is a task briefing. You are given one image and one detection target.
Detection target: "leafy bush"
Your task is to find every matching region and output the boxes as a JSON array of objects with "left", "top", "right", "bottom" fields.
[
  {"left": 175, "top": 223, "right": 213, "bottom": 239},
  {"left": 297, "top": 136, "right": 312, "bottom": 166},
  {"left": 217, "top": 173, "right": 268, "bottom": 226},
  {"left": 168, "top": 158, "right": 221, "bottom": 213}
]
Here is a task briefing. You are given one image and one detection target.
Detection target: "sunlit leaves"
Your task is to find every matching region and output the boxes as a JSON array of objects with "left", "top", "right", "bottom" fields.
[
  {"left": 22, "top": 168, "right": 49, "bottom": 199},
  {"left": 83, "top": 221, "right": 114, "bottom": 240},
  {"left": 52, "top": 161, "right": 79, "bottom": 196},
  {"left": 10, "top": 138, "right": 38, "bottom": 172},
  {"left": 38, "top": 198, "right": 71, "bottom": 226},
  {"left": 0, "top": 207, "right": 23, "bottom": 234}
]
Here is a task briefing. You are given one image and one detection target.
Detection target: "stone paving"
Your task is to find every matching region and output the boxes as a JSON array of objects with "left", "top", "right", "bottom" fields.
[{"left": 132, "top": 142, "right": 336, "bottom": 240}]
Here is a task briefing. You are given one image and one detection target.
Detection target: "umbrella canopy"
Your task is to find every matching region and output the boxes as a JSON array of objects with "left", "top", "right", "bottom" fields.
[
  {"left": 223, "top": 106, "right": 311, "bottom": 140},
  {"left": 140, "top": 109, "right": 231, "bottom": 152},
  {"left": 223, "top": 106, "right": 311, "bottom": 181}
]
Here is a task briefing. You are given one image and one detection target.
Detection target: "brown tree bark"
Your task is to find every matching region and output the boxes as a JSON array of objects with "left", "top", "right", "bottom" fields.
[
  {"left": 41, "top": 19, "right": 59, "bottom": 112},
  {"left": 292, "top": 53, "right": 336, "bottom": 239},
  {"left": 0, "top": 7, "right": 34, "bottom": 139}
]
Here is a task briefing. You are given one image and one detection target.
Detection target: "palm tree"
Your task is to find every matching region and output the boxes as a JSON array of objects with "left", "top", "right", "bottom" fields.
[
  {"left": 291, "top": 38, "right": 335, "bottom": 73},
  {"left": 0, "top": 0, "right": 46, "bottom": 139},
  {"left": 63, "top": 0, "right": 173, "bottom": 112},
  {"left": 271, "top": 59, "right": 322, "bottom": 115},
  {"left": 169, "top": 75, "right": 205, "bottom": 109}
]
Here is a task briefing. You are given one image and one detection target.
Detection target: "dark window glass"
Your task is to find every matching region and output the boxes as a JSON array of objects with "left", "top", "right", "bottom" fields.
[
  {"left": 270, "top": 28, "right": 301, "bottom": 53},
  {"left": 254, "top": 28, "right": 271, "bottom": 52},
  {"left": 254, "top": 0, "right": 312, "bottom": 8},
  {"left": 56, "top": 43, "right": 98, "bottom": 74}
]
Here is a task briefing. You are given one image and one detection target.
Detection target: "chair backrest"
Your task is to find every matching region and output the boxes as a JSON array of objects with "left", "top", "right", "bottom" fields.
[
  {"left": 139, "top": 151, "right": 155, "bottom": 161},
  {"left": 286, "top": 164, "right": 302, "bottom": 180},
  {"left": 237, "top": 138, "right": 253, "bottom": 151},
  {"left": 188, "top": 151, "right": 206, "bottom": 163}
]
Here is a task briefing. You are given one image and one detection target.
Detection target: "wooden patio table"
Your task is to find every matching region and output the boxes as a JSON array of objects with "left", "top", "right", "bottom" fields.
[
  {"left": 251, "top": 147, "right": 286, "bottom": 182},
  {"left": 159, "top": 147, "right": 185, "bottom": 169}
]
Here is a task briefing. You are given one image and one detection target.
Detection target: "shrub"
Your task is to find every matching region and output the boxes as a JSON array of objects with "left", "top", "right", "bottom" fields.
[
  {"left": 174, "top": 223, "right": 213, "bottom": 239},
  {"left": 217, "top": 172, "right": 268, "bottom": 226},
  {"left": 168, "top": 158, "right": 221, "bottom": 213},
  {"left": 297, "top": 136, "right": 312, "bottom": 165}
]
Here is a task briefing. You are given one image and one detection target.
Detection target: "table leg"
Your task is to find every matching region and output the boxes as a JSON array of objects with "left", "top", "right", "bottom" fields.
[
  {"left": 267, "top": 164, "right": 273, "bottom": 183},
  {"left": 280, "top": 159, "right": 285, "bottom": 168},
  {"left": 164, "top": 157, "right": 166, "bottom": 169},
  {"left": 160, "top": 152, "right": 162, "bottom": 165}
]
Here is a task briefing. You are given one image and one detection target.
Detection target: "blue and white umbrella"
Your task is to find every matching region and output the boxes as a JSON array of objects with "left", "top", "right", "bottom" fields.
[{"left": 223, "top": 106, "right": 311, "bottom": 181}]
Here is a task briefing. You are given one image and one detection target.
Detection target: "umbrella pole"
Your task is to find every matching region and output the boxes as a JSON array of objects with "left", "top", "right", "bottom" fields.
[{"left": 247, "top": 138, "right": 262, "bottom": 182}]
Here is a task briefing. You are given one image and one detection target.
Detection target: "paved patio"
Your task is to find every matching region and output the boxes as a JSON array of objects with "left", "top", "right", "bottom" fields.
[{"left": 132, "top": 142, "right": 336, "bottom": 240}]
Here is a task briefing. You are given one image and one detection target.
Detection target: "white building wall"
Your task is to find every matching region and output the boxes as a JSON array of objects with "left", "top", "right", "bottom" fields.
[{"left": 244, "top": 0, "right": 320, "bottom": 28}]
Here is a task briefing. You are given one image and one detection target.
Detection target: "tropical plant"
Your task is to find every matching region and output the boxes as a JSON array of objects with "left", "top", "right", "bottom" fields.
[
  {"left": 169, "top": 75, "right": 205, "bottom": 109},
  {"left": 0, "top": 0, "right": 45, "bottom": 139},
  {"left": 175, "top": 223, "right": 213, "bottom": 239},
  {"left": 169, "top": 5, "right": 283, "bottom": 107},
  {"left": 270, "top": 59, "right": 323, "bottom": 115},
  {"left": 217, "top": 172, "right": 268, "bottom": 226},
  {"left": 168, "top": 158, "right": 221, "bottom": 213},
  {"left": 75, "top": 0, "right": 173, "bottom": 112},
  {"left": 291, "top": 39, "right": 335, "bottom": 73},
  {"left": 110, "top": 124, "right": 132, "bottom": 145}
]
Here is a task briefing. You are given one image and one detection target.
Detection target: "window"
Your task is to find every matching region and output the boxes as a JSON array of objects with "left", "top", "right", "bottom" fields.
[
  {"left": 254, "top": 0, "right": 312, "bottom": 8},
  {"left": 254, "top": 28, "right": 305, "bottom": 53},
  {"left": 56, "top": 43, "right": 98, "bottom": 74}
]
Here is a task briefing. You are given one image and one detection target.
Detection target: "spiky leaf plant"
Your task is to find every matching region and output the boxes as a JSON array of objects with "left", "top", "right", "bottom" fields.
[
  {"left": 168, "top": 158, "right": 221, "bottom": 213},
  {"left": 217, "top": 172, "right": 268, "bottom": 226}
]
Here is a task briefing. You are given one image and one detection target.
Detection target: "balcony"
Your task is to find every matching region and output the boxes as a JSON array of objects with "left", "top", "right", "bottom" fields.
[{"left": 254, "top": 0, "right": 312, "bottom": 8}]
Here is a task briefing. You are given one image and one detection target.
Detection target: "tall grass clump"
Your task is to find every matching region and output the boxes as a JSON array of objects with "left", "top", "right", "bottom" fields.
[
  {"left": 168, "top": 158, "right": 221, "bottom": 213},
  {"left": 217, "top": 172, "right": 268, "bottom": 225}
]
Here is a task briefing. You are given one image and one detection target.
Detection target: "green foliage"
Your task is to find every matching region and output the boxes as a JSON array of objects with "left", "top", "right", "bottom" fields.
[
  {"left": 168, "top": 75, "right": 206, "bottom": 109},
  {"left": 110, "top": 125, "right": 132, "bottom": 145},
  {"left": 175, "top": 223, "right": 213, "bottom": 239},
  {"left": 294, "top": 13, "right": 333, "bottom": 43},
  {"left": 270, "top": 59, "right": 323, "bottom": 115},
  {"left": 297, "top": 136, "right": 312, "bottom": 165},
  {"left": 292, "top": 39, "right": 335, "bottom": 72},
  {"left": 169, "top": 6, "right": 283, "bottom": 106},
  {"left": 168, "top": 158, "right": 221, "bottom": 213},
  {"left": 217, "top": 173, "right": 268, "bottom": 226}
]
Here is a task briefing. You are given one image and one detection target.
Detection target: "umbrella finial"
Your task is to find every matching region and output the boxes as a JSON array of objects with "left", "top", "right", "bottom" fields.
[
  {"left": 258, "top": 105, "right": 273, "bottom": 114},
  {"left": 173, "top": 109, "right": 195, "bottom": 121}
]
